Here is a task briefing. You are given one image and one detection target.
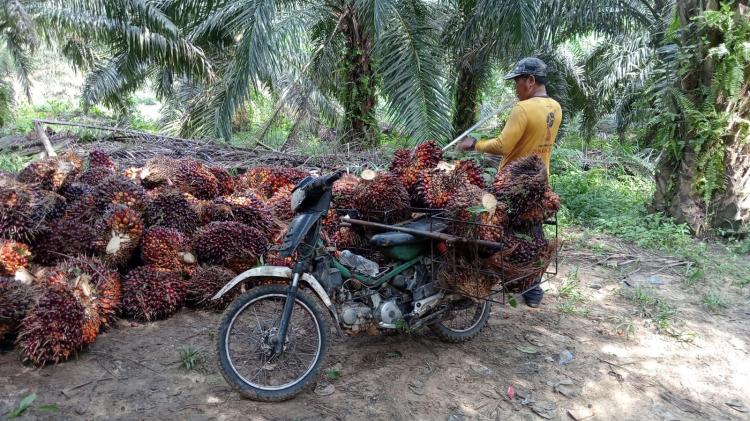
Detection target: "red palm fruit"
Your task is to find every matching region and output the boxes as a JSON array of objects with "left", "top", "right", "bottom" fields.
[
  {"left": 388, "top": 149, "right": 413, "bottom": 175},
  {"left": 144, "top": 188, "right": 200, "bottom": 234},
  {"left": 95, "top": 175, "right": 146, "bottom": 212},
  {"left": 93, "top": 205, "right": 144, "bottom": 267},
  {"left": 351, "top": 170, "right": 410, "bottom": 223},
  {"left": 447, "top": 185, "right": 507, "bottom": 242},
  {"left": 543, "top": 188, "right": 561, "bottom": 218},
  {"left": 18, "top": 153, "right": 82, "bottom": 192},
  {"left": 414, "top": 140, "right": 443, "bottom": 169},
  {"left": 139, "top": 155, "right": 178, "bottom": 188},
  {"left": 60, "top": 182, "right": 95, "bottom": 203},
  {"left": 236, "top": 166, "right": 308, "bottom": 198},
  {"left": 331, "top": 226, "right": 365, "bottom": 249},
  {"left": 455, "top": 159, "right": 486, "bottom": 189},
  {"left": 492, "top": 155, "right": 548, "bottom": 218},
  {"left": 193, "top": 221, "right": 268, "bottom": 272},
  {"left": 209, "top": 166, "right": 235, "bottom": 196},
  {"left": 1, "top": 185, "right": 65, "bottom": 242},
  {"left": 88, "top": 149, "right": 117, "bottom": 171},
  {"left": 186, "top": 265, "right": 238, "bottom": 310},
  {"left": 79, "top": 166, "right": 115, "bottom": 186},
  {"left": 17, "top": 283, "right": 85, "bottom": 366},
  {"left": 141, "top": 227, "right": 196, "bottom": 272},
  {"left": 332, "top": 174, "right": 359, "bottom": 209},
  {"left": 122, "top": 265, "right": 186, "bottom": 321},
  {"left": 62, "top": 193, "right": 102, "bottom": 225},
  {"left": 46, "top": 268, "right": 101, "bottom": 346},
  {"left": 212, "top": 192, "right": 274, "bottom": 236},
  {"left": 32, "top": 218, "right": 98, "bottom": 265},
  {"left": 56, "top": 256, "right": 122, "bottom": 328},
  {"left": 122, "top": 166, "right": 142, "bottom": 183},
  {"left": 0, "top": 277, "right": 38, "bottom": 342},
  {"left": 263, "top": 251, "right": 294, "bottom": 268},
  {"left": 0, "top": 240, "right": 31, "bottom": 277},
  {"left": 173, "top": 159, "right": 220, "bottom": 200},
  {"left": 416, "top": 165, "right": 467, "bottom": 209},
  {"left": 267, "top": 184, "right": 295, "bottom": 221}
]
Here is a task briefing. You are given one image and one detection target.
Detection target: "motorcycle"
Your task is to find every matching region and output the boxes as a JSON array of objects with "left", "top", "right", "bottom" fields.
[{"left": 212, "top": 170, "right": 491, "bottom": 401}]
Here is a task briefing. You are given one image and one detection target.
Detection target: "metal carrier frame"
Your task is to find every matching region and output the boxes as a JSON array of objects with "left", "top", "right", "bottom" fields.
[{"left": 336, "top": 208, "right": 560, "bottom": 305}]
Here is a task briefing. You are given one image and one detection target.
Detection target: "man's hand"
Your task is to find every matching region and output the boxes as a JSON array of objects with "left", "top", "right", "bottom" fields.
[{"left": 456, "top": 135, "right": 477, "bottom": 152}]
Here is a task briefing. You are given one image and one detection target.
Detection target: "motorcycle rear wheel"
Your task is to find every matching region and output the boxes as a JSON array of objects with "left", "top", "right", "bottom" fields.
[
  {"left": 216, "top": 284, "right": 328, "bottom": 401},
  {"left": 429, "top": 299, "right": 491, "bottom": 343}
]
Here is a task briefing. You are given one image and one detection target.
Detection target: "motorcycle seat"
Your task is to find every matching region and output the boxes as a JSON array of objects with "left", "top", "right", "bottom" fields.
[{"left": 369, "top": 218, "right": 449, "bottom": 247}]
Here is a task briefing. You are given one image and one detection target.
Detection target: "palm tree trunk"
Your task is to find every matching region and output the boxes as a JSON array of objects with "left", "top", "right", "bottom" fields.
[
  {"left": 452, "top": 65, "right": 481, "bottom": 135},
  {"left": 652, "top": 0, "right": 750, "bottom": 234},
  {"left": 340, "top": 7, "right": 377, "bottom": 147}
]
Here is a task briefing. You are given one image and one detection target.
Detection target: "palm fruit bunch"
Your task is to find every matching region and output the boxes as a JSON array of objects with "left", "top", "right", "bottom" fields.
[
  {"left": 0, "top": 184, "right": 64, "bottom": 242},
  {"left": 542, "top": 189, "right": 561, "bottom": 219},
  {"left": 351, "top": 169, "right": 410, "bottom": 223},
  {"left": 121, "top": 265, "right": 186, "bottom": 321},
  {"left": 0, "top": 277, "right": 38, "bottom": 342},
  {"left": 46, "top": 266, "right": 101, "bottom": 346},
  {"left": 447, "top": 185, "right": 507, "bottom": 242},
  {"left": 17, "top": 152, "right": 83, "bottom": 192},
  {"left": 266, "top": 184, "right": 295, "bottom": 221},
  {"left": 0, "top": 240, "right": 32, "bottom": 278},
  {"left": 93, "top": 205, "right": 144, "bottom": 267},
  {"left": 455, "top": 159, "right": 486, "bottom": 189},
  {"left": 492, "top": 155, "right": 548, "bottom": 221},
  {"left": 141, "top": 227, "right": 196, "bottom": 274},
  {"left": 17, "top": 283, "right": 86, "bottom": 366},
  {"left": 88, "top": 149, "right": 117, "bottom": 171},
  {"left": 503, "top": 235, "right": 550, "bottom": 266},
  {"left": 263, "top": 251, "right": 294, "bottom": 268},
  {"left": 56, "top": 256, "right": 122, "bottom": 328},
  {"left": 210, "top": 191, "right": 274, "bottom": 236},
  {"left": 235, "top": 166, "right": 308, "bottom": 199},
  {"left": 60, "top": 181, "right": 95, "bottom": 203},
  {"left": 122, "top": 166, "right": 142, "bottom": 183},
  {"left": 144, "top": 188, "right": 200, "bottom": 234},
  {"left": 32, "top": 218, "right": 98, "bottom": 265},
  {"left": 186, "top": 265, "right": 237, "bottom": 310},
  {"left": 389, "top": 141, "right": 444, "bottom": 195},
  {"left": 416, "top": 162, "right": 468, "bottom": 209},
  {"left": 332, "top": 173, "right": 360, "bottom": 209},
  {"left": 172, "top": 159, "right": 220, "bottom": 200},
  {"left": 330, "top": 226, "right": 366, "bottom": 249},
  {"left": 94, "top": 175, "right": 146, "bottom": 212},
  {"left": 79, "top": 166, "right": 115, "bottom": 186},
  {"left": 437, "top": 264, "right": 496, "bottom": 300},
  {"left": 139, "top": 155, "right": 178, "bottom": 188},
  {"left": 193, "top": 221, "right": 269, "bottom": 272},
  {"left": 209, "top": 166, "right": 235, "bottom": 196}
]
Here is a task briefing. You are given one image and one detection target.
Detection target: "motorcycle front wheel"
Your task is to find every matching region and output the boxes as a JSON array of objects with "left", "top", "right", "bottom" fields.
[
  {"left": 216, "top": 284, "right": 328, "bottom": 401},
  {"left": 429, "top": 299, "right": 491, "bottom": 343}
]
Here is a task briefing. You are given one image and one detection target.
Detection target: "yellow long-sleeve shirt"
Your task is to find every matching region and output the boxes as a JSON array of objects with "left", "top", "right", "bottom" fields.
[{"left": 475, "top": 97, "right": 562, "bottom": 174}]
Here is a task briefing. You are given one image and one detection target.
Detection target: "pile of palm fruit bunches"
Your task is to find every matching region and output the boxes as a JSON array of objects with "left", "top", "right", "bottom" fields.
[{"left": 0, "top": 141, "right": 559, "bottom": 366}]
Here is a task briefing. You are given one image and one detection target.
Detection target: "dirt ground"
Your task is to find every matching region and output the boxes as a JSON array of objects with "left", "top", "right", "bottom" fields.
[{"left": 2, "top": 237, "right": 749, "bottom": 421}]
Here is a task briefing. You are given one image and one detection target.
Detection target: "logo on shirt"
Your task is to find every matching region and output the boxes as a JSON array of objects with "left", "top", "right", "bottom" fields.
[{"left": 545, "top": 112, "right": 555, "bottom": 141}]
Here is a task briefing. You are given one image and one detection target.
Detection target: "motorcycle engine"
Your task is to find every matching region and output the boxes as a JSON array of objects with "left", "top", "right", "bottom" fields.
[{"left": 338, "top": 293, "right": 406, "bottom": 334}]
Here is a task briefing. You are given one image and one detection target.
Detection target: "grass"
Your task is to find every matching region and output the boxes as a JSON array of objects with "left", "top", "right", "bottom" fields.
[
  {"left": 551, "top": 146, "right": 750, "bottom": 289},
  {"left": 702, "top": 292, "right": 728, "bottom": 312},
  {"left": 620, "top": 286, "right": 677, "bottom": 333},
  {"left": 179, "top": 346, "right": 202, "bottom": 370},
  {"left": 0, "top": 153, "right": 30, "bottom": 173},
  {"left": 557, "top": 267, "right": 589, "bottom": 315}
]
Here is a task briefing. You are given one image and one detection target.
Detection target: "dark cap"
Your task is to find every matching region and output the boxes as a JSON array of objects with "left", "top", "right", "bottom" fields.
[{"left": 503, "top": 57, "right": 548, "bottom": 80}]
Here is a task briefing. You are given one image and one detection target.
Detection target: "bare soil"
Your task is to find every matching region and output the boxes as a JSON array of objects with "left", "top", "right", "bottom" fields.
[{"left": 2, "top": 239, "right": 749, "bottom": 421}]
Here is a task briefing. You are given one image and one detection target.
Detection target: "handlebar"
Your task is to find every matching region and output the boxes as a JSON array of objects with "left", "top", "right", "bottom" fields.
[{"left": 310, "top": 170, "right": 344, "bottom": 190}]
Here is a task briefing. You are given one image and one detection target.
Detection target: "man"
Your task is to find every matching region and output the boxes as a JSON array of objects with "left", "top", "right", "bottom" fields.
[{"left": 457, "top": 57, "right": 562, "bottom": 308}]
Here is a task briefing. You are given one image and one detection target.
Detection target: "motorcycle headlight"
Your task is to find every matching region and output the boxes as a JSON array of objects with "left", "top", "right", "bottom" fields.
[{"left": 290, "top": 187, "right": 306, "bottom": 213}]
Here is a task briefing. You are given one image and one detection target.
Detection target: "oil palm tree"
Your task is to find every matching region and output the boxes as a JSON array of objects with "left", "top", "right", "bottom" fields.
[{"left": 0, "top": 0, "right": 38, "bottom": 125}]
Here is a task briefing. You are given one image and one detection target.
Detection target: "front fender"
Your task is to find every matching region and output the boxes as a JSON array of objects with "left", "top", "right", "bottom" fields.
[{"left": 211, "top": 266, "right": 337, "bottom": 322}]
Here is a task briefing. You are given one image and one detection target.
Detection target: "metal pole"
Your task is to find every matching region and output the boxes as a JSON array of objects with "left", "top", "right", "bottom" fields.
[{"left": 442, "top": 100, "right": 515, "bottom": 151}]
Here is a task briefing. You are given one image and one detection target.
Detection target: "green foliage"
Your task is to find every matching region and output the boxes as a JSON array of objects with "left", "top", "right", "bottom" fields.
[
  {"left": 620, "top": 286, "right": 677, "bottom": 333},
  {"left": 701, "top": 292, "right": 728, "bottom": 312},
  {"left": 179, "top": 346, "right": 202, "bottom": 370},
  {"left": 5, "top": 393, "right": 36, "bottom": 419},
  {"left": 0, "top": 153, "right": 30, "bottom": 173}
]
